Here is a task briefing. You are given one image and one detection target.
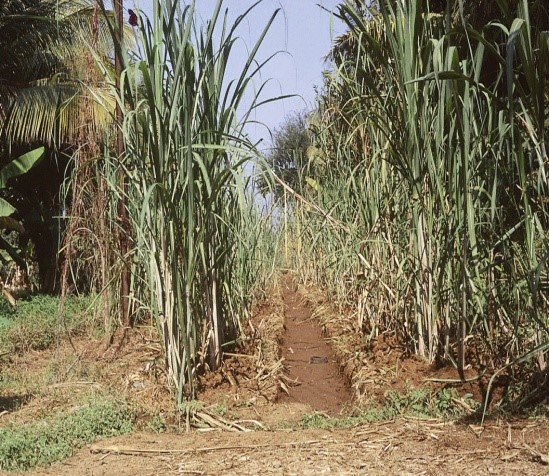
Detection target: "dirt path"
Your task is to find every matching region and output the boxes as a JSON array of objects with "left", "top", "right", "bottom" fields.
[
  {"left": 29, "top": 419, "right": 549, "bottom": 476},
  {"left": 279, "top": 276, "right": 351, "bottom": 414}
]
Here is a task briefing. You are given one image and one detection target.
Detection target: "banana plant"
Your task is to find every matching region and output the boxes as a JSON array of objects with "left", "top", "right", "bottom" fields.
[
  {"left": 0, "top": 147, "right": 45, "bottom": 217},
  {"left": 0, "top": 146, "right": 45, "bottom": 306}
]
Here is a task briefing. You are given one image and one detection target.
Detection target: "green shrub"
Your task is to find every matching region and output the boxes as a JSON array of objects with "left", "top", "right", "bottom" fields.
[{"left": 383, "top": 386, "right": 478, "bottom": 419}]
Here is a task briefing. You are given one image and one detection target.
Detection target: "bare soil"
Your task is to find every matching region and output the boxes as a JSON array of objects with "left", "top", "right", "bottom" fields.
[
  {"left": 1, "top": 276, "right": 548, "bottom": 475},
  {"left": 28, "top": 420, "right": 549, "bottom": 475},
  {"left": 279, "top": 276, "right": 351, "bottom": 415}
]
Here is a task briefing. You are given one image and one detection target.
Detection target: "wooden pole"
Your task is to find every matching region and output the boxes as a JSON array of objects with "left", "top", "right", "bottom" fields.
[{"left": 113, "top": 0, "right": 130, "bottom": 328}]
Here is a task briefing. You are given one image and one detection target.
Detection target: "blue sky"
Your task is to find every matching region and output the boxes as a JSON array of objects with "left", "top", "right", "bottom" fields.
[{"left": 131, "top": 0, "right": 344, "bottom": 149}]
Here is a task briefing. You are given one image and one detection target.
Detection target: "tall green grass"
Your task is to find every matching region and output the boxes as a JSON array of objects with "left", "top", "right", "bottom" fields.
[
  {"left": 101, "top": 0, "right": 280, "bottom": 403},
  {"left": 284, "top": 0, "right": 549, "bottom": 385}
]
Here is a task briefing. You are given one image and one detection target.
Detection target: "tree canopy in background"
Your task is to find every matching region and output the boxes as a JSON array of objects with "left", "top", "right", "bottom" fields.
[
  {"left": 259, "top": 110, "right": 311, "bottom": 199},
  {"left": 0, "top": 0, "right": 114, "bottom": 147}
]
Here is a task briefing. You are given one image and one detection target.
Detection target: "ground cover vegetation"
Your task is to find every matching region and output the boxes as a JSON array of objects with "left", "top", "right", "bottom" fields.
[
  {"left": 0, "top": 0, "right": 548, "bottom": 472},
  {"left": 0, "top": 398, "right": 132, "bottom": 472}
]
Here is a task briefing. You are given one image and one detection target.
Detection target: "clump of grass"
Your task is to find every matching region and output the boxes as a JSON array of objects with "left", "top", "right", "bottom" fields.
[
  {"left": 146, "top": 414, "right": 167, "bottom": 433},
  {"left": 0, "top": 398, "right": 132, "bottom": 472},
  {"left": 0, "top": 294, "right": 95, "bottom": 354},
  {"left": 383, "top": 387, "right": 478, "bottom": 420},
  {"left": 104, "top": 0, "right": 281, "bottom": 404},
  {"left": 299, "top": 387, "right": 478, "bottom": 430},
  {"left": 528, "top": 402, "right": 549, "bottom": 422}
]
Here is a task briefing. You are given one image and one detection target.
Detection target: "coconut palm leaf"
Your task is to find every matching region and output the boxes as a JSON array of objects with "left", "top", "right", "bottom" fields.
[{"left": 0, "top": 0, "right": 118, "bottom": 148}]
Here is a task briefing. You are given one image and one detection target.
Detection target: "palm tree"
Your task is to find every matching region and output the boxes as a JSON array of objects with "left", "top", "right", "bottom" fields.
[
  {"left": 0, "top": 0, "right": 115, "bottom": 146},
  {"left": 0, "top": 0, "right": 116, "bottom": 292}
]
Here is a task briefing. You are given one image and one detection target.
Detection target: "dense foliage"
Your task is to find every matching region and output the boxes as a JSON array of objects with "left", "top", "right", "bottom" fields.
[
  {"left": 1, "top": 0, "right": 548, "bottom": 408},
  {"left": 101, "top": 0, "right": 280, "bottom": 402},
  {"left": 280, "top": 0, "right": 549, "bottom": 401},
  {"left": 0, "top": 0, "right": 115, "bottom": 292}
]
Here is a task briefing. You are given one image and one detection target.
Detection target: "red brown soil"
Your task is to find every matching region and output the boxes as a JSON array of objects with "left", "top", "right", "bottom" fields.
[
  {"left": 354, "top": 333, "right": 486, "bottom": 402},
  {"left": 300, "top": 287, "right": 519, "bottom": 410},
  {"left": 279, "top": 276, "right": 351, "bottom": 414},
  {"left": 28, "top": 419, "right": 549, "bottom": 476},
  {"left": 2, "top": 280, "right": 549, "bottom": 475}
]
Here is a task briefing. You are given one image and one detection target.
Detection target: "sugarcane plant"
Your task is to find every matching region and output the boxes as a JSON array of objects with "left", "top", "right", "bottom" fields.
[
  {"left": 100, "top": 0, "right": 280, "bottom": 403},
  {"left": 282, "top": 0, "right": 548, "bottom": 397}
]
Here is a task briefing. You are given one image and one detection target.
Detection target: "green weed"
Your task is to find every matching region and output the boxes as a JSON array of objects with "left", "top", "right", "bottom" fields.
[
  {"left": 384, "top": 387, "right": 478, "bottom": 419},
  {"left": 299, "top": 387, "right": 478, "bottom": 430},
  {"left": 208, "top": 402, "right": 229, "bottom": 417},
  {"left": 300, "top": 408, "right": 388, "bottom": 430},
  {"left": 0, "top": 294, "right": 96, "bottom": 353},
  {"left": 146, "top": 414, "right": 166, "bottom": 433},
  {"left": 0, "top": 398, "right": 132, "bottom": 472}
]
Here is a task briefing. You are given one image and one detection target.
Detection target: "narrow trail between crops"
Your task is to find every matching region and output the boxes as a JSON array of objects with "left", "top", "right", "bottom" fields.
[{"left": 279, "top": 275, "right": 351, "bottom": 414}]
